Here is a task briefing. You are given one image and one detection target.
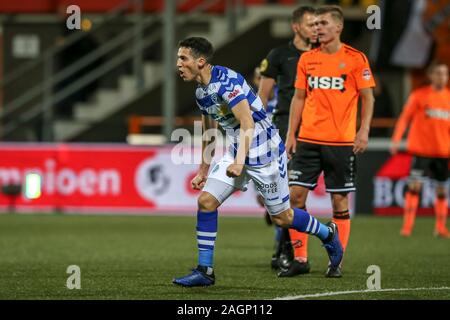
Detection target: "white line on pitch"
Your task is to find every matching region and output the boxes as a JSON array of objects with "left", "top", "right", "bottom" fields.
[{"left": 274, "top": 287, "right": 450, "bottom": 300}]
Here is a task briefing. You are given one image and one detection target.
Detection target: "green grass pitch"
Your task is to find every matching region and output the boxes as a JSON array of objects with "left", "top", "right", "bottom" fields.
[{"left": 0, "top": 214, "right": 449, "bottom": 300}]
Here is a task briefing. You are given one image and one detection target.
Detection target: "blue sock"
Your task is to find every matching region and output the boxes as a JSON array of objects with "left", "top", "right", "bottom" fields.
[
  {"left": 197, "top": 210, "right": 218, "bottom": 268},
  {"left": 291, "top": 207, "right": 330, "bottom": 241}
]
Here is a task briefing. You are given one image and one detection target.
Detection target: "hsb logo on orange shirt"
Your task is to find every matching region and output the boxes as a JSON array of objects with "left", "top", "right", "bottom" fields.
[{"left": 307, "top": 75, "right": 346, "bottom": 91}]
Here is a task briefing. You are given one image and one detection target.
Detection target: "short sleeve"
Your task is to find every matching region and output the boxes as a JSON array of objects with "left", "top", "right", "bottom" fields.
[
  {"left": 259, "top": 48, "right": 280, "bottom": 79},
  {"left": 220, "top": 80, "right": 246, "bottom": 108},
  {"left": 294, "top": 54, "right": 307, "bottom": 90},
  {"left": 353, "top": 53, "right": 376, "bottom": 90}
]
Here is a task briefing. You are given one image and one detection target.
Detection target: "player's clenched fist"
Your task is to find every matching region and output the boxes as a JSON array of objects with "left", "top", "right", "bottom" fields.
[
  {"left": 226, "top": 163, "right": 244, "bottom": 177},
  {"left": 191, "top": 173, "right": 207, "bottom": 190}
]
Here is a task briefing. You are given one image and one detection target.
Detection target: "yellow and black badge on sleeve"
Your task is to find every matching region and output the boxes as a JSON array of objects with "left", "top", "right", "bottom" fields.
[{"left": 260, "top": 59, "right": 269, "bottom": 73}]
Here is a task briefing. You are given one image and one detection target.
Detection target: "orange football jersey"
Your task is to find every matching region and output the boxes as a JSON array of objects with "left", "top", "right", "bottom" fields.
[
  {"left": 295, "top": 44, "right": 376, "bottom": 145},
  {"left": 392, "top": 86, "right": 450, "bottom": 158}
]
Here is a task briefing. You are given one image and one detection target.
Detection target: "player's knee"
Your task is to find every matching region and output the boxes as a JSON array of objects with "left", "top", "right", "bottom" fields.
[
  {"left": 289, "top": 191, "right": 306, "bottom": 208},
  {"left": 407, "top": 183, "right": 421, "bottom": 194},
  {"left": 331, "top": 192, "right": 348, "bottom": 211},
  {"left": 289, "top": 186, "right": 308, "bottom": 208},
  {"left": 198, "top": 192, "right": 220, "bottom": 212},
  {"left": 331, "top": 192, "right": 348, "bottom": 202},
  {"left": 436, "top": 186, "right": 447, "bottom": 199}
]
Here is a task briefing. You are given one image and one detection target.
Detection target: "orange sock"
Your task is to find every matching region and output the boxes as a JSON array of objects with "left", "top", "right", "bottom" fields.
[
  {"left": 289, "top": 229, "right": 308, "bottom": 261},
  {"left": 332, "top": 210, "right": 351, "bottom": 252},
  {"left": 434, "top": 196, "right": 448, "bottom": 233},
  {"left": 402, "top": 191, "right": 419, "bottom": 235}
]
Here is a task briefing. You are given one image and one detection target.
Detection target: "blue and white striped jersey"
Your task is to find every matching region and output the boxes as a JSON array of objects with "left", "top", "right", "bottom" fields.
[{"left": 195, "top": 65, "right": 284, "bottom": 166}]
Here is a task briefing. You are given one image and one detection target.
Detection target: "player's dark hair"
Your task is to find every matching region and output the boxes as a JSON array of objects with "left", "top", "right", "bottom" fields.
[
  {"left": 178, "top": 37, "right": 214, "bottom": 63},
  {"left": 427, "top": 60, "right": 448, "bottom": 74},
  {"left": 291, "top": 6, "right": 315, "bottom": 24},
  {"left": 315, "top": 5, "right": 344, "bottom": 23}
]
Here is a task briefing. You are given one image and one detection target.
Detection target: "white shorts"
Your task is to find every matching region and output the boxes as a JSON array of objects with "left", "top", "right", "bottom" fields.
[{"left": 203, "top": 152, "right": 290, "bottom": 215}]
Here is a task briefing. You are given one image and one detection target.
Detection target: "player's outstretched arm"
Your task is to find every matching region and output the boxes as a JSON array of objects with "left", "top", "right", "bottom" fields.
[
  {"left": 354, "top": 87, "right": 375, "bottom": 154},
  {"left": 390, "top": 93, "right": 417, "bottom": 155},
  {"left": 286, "top": 88, "right": 306, "bottom": 159},
  {"left": 227, "top": 100, "right": 255, "bottom": 177}
]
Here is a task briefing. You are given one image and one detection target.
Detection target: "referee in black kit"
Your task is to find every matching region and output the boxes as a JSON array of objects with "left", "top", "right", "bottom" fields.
[{"left": 258, "top": 6, "right": 319, "bottom": 277}]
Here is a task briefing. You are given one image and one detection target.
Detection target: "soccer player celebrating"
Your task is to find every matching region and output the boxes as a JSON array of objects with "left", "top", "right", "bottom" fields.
[
  {"left": 285, "top": 5, "right": 375, "bottom": 277},
  {"left": 390, "top": 61, "right": 450, "bottom": 238},
  {"left": 258, "top": 5, "right": 318, "bottom": 276},
  {"left": 172, "top": 37, "right": 343, "bottom": 287}
]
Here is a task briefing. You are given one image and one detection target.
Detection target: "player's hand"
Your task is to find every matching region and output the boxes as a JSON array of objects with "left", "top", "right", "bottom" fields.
[
  {"left": 191, "top": 173, "right": 207, "bottom": 190},
  {"left": 353, "top": 130, "right": 369, "bottom": 154},
  {"left": 285, "top": 135, "right": 297, "bottom": 160},
  {"left": 390, "top": 141, "right": 400, "bottom": 155},
  {"left": 226, "top": 163, "right": 244, "bottom": 177}
]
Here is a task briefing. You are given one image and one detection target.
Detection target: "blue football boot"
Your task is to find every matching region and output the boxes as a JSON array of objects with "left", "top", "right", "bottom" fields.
[
  {"left": 172, "top": 266, "right": 215, "bottom": 287},
  {"left": 322, "top": 222, "right": 343, "bottom": 277}
]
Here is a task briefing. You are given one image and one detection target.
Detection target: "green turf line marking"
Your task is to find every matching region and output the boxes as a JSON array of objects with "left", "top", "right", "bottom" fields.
[{"left": 274, "top": 287, "right": 450, "bottom": 300}]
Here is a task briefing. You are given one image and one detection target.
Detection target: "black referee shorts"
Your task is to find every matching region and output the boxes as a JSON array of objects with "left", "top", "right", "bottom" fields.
[{"left": 288, "top": 141, "right": 356, "bottom": 193}]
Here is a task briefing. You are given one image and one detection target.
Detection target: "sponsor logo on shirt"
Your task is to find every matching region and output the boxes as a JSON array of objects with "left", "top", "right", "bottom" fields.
[
  {"left": 228, "top": 88, "right": 241, "bottom": 99},
  {"left": 425, "top": 107, "right": 450, "bottom": 120},
  {"left": 362, "top": 68, "right": 371, "bottom": 81},
  {"left": 307, "top": 75, "right": 346, "bottom": 91}
]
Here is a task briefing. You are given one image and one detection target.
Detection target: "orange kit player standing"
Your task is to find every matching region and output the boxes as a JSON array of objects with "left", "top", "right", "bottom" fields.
[
  {"left": 391, "top": 62, "right": 450, "bottom": 238},
  {"left": 285, "top": 5, "right": 375, "bottom": 277}
]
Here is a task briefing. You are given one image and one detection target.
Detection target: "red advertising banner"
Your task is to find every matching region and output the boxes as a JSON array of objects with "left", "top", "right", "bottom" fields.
[
  {"left": 0, "top": 144, "right": 157, "bottom": 213},
  {"left": 374, "top": 153, "right": 450, "bottom": 216},
  {"left": 0, "top": 143, "right": 345, "bottom": 216}
]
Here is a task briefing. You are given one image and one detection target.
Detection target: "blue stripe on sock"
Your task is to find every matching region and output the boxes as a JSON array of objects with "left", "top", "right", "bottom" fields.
[
  {"left": 197, "top": 235, "right": 216, "bottom": 241},
  {"left": 305, "top": 216, "right": 313, "bottom": 233},
  {"left": 314, "top": 220, "right": 321, "bottom": 234},
  {"left": 291, "top": 207, "right": 329, "bottom": 240},
  {"left": 197, "top": 210, "right": 218, "bottom": 268}
]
